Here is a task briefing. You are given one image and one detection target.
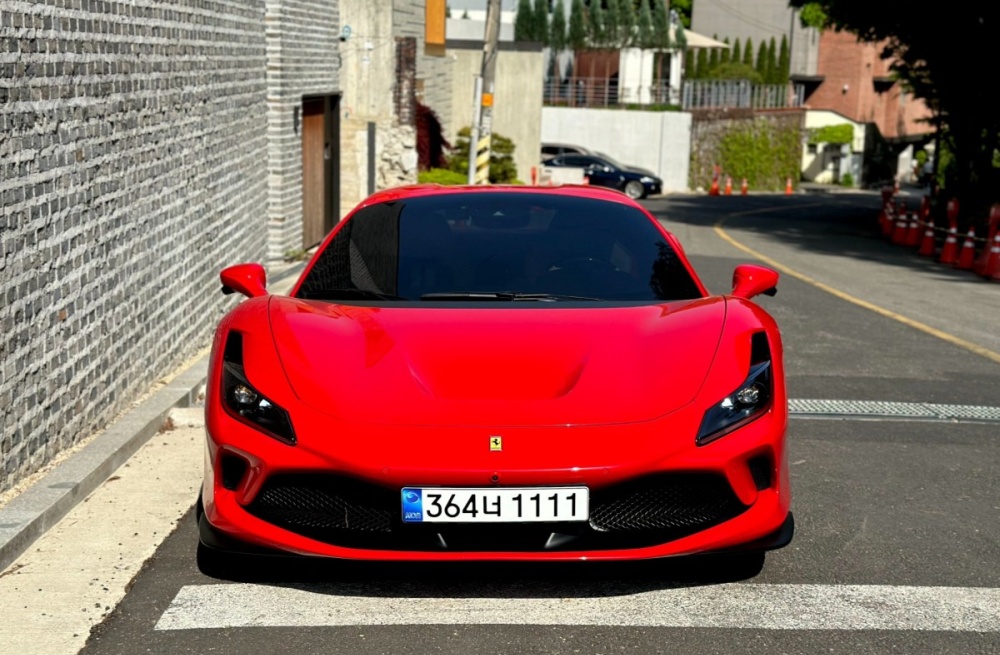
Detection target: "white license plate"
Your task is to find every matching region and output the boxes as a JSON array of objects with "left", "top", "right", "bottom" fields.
[{"left": 401, "top": 487, "right": 589, "bottom": 523}]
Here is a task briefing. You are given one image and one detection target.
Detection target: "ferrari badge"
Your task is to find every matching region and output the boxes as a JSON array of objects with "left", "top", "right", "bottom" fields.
[{"left": 489, "top": 436, "right": 502, "bottom": 451}]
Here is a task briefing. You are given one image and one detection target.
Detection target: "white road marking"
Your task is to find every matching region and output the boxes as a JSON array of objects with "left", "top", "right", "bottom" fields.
[{"left": 155, "top": 583, "right": 1000, "bottom": 632}]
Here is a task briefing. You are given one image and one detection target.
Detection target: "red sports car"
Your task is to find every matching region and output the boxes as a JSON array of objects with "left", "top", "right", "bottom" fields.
[{"left": 198, "top": 185, "right": 792, "bottom": 574}]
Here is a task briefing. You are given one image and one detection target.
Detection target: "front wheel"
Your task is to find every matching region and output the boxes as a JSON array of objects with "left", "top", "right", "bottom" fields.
[{"left": 623, "top": 180, "right": 645, "bottom": 200}]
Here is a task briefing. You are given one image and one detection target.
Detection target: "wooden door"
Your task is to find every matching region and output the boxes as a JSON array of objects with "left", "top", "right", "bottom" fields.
[{"left": 301, "top": 98, "right": 327, "bottom": 248}]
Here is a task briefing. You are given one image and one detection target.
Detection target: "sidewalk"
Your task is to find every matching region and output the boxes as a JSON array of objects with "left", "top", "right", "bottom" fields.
[{"left": 0, "top": 259, "right": 306, "bottom": 573}]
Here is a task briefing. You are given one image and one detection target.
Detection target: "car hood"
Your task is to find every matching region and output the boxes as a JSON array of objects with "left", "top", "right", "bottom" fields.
[
  {"left": 624, "top": 166, "right": 659, "bottom": 180},
  {"left": 268, "top": 297, "right": 725, "bottom": 427}
]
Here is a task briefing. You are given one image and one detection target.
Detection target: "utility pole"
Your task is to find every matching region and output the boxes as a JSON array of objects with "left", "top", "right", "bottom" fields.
[{"left": 468, "top": 0, "right": 502, "bottom": 185}]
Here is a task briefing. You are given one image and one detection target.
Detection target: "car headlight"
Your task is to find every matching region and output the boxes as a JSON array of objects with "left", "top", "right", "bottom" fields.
[
  {"left": 222, "top": 332, "right": 296, "bottom": 445},
  {"left": 640, "top": 176, "right": 656, "bottom": 183},
  {"left": 696, "top": 360, "right": 772, "bottom": 446}
]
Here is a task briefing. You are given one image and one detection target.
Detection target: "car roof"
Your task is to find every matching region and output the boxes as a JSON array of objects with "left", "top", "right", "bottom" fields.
[{"left": 357, "top": 184, "right": 639, "bottom": 208}]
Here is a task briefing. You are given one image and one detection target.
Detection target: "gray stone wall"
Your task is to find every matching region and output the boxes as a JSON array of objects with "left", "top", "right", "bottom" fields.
[
  {"left": 264, "top": 0, "right": 342, "bottom": 260},
  {"left": 0, "top": 2, "right": 269, "bottom": 494}
]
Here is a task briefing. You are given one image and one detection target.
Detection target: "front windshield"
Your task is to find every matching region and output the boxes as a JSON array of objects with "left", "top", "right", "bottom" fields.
[{"left": 296, "top": 192, "right": 703, "bottom": 303}]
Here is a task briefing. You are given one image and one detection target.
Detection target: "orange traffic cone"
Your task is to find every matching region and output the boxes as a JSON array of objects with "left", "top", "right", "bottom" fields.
[
  {"left": 938, "top": 226, "right": 959, "bottom": 265},
  {"left": 978, "top": 233, "right": 1000, "bottom": 280},
  {"left": 946, "top": 198, "right": 960, "bottom": 230},
  {"left": 974, "top": 221, "right": 999, "bottom": 275},
  {"left": 893, "top": 178, "right": 900, "bottom": 196},
  {"left": 709, "top": 177, "right": 719, "bottom": 196},
  {"left": 724, "top": 176, "right": 733, "bottom": 195},
  {"left": 785, "top": 177, "right": 793, "bottom": 195},
  {"left": 955, "top": 228, "right": 977, "bottom": 270},
  {"left": 530, "top": 166, "right": 538, "bottom": 185},
  {"left": 917, "top": 220, "right": 936, "bottom": 256},
  {"left": 741, "top": 178, "right": 748, "bottom": 195},
  {"left": 891, "top": 202, "right": 908, "bottom": 244},
  {"left": 904, "top": 213, "right": 922, "bottom": 247}
]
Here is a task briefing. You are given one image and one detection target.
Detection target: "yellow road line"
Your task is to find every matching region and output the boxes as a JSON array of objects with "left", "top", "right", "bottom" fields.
[{"left": 714, "top": 214, "right": 1000, "bottom": 367}]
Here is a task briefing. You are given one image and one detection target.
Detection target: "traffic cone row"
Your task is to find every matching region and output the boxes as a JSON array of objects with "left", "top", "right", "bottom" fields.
[
  {"left": 955, "top": 229, "right": 977, "bottom": 270},
  {"left": 917, "top": 220, "right": 936, "bottom": 257}
]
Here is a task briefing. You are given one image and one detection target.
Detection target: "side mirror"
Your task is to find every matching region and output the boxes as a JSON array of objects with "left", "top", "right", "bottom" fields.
[
  {"left": 220, "top": 263, "right": 268, "bottom": 298},
  {"left": 731, "top": 264, "right": 778, "bottom": 300}
]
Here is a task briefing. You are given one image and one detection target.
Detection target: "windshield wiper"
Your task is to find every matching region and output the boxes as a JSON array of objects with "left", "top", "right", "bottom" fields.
[
  {"left": 300, "top": 288, "right": 408, "bottom": 301},
  {"left": 419, "top": 292, "right": 605, "bottom": 302}
]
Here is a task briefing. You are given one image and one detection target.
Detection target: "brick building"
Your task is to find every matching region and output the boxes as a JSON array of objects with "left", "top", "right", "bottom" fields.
[{"left": 0, "top": 1, "right": 344, "bottom": 495}]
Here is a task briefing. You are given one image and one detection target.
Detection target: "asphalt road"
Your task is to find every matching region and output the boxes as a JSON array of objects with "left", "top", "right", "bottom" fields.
[{"left": 78, "top": 191, "right": 1000, "bottom": 655}]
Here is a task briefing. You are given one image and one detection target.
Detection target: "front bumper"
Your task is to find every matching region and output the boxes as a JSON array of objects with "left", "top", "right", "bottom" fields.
[{"left": 201, "top": 403, "right": 791, "bottom": 562}]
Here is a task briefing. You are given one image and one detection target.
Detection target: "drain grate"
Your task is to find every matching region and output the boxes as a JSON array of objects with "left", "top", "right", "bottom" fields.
[{"left": 789, "top": 399, "right": 1000, "bottom": 423}]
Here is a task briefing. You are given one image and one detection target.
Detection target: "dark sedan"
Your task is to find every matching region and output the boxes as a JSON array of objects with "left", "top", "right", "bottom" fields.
[{"left": 543, "top": 153, "right": 662, "bottom": 199}]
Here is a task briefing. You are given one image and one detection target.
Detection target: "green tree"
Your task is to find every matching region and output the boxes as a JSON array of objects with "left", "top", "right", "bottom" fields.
[
  {"left": 449, "top": 127, "right": 519, "bottom": 183},
  {"left": 617, "top": 0, "right": 635, "bottom": 48},
  {"left": 708, "top": 45, "right": 719, "bottom": 75},
  {"left": 588, "top": 0, "right": 606, "bottom": 46},
  {"left": 742, "top": 37, "right": 754, "bottom": 67},
  {"left": 711, "top": 62, "right": 763, "bottom": 84},
  {"left": 798, "top": 2, "right": 828, "bottom": 29},
  {"left": 695, "top": 47, "right": 708, "bottom": 79},
  {"left": 720, "top": 37, "right": 731, "bottom": 66},
  {"left": 604, "top": 0, "right": 620, "bottom": 46},
  {"left": 550, "top": 0, "right": 568, "bottom": 50},
  {"left": 674, "top": 21, "right": 687, "bottom": 50},
  {"left": 778, "top": 35, "right": 790, "bottom": 84},
  {"left": 652, "top": 0, "right": 671, "bottom": 49},
  {"left": 533, "top": 0, "right": 549, "bottom": 44},
  {"left": 671, "top": 0, "right": 692, "bottom": 28},
  {"left": 731, "top": 37, "right": 741, "bottom": 68},
  {"left": 685, "top": 48, "right": 695, "bottom": 79},
  {"left": 514, "top": 0, "right": 534, "bottom": 42},
  {"left": 755, "top": 40, "right": 768, "bottom": 80},
  {"left": 568, "top": 0, "right": 588, "bottom": 49},
  {"left": 766, "top": 37, "right": 777, "bottom": 83},
  {"left": 637, "top": 0, "right": 655, "bottom": 49}
]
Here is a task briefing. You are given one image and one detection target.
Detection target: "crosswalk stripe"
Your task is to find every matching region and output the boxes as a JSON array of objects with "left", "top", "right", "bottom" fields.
[{"left": 155, "top": 583, "right": 1000, "bottom": 632}]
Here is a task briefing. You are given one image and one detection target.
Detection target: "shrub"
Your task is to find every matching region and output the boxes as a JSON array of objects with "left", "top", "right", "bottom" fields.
[
  {"left": 418, "top": 168, "right": 468, "bottom": 185},
  {"left": 447, "top": 127, "right": 519, "bottom": 184},
  {"left": 840, "top": 172, "right": 854, "bottom": 187}
]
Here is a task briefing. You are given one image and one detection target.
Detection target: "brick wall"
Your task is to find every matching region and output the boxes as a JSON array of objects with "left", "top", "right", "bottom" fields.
[
  {"left": 264, "top": 0, "right": 342, "bottom": 260},
  {"left": 393, "top": 0, "right": 453, "bottom": 129},
  {"left": 0, "top": 1, "right": 269, "bottom": 494}
]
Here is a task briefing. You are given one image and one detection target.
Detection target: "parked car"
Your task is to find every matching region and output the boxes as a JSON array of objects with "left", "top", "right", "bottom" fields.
[
  {"left": 540, "top": 142, "right": 594, "bottom": 160},
  {"left": 543, "top": 153, "right": 663, "bottom": 199},
  {"left": 198, "top": 184, "right": 792, "bottom": 577}
]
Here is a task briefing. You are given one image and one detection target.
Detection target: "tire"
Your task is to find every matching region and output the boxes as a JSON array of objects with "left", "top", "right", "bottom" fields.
[{"left": 624, "top": 180, "right": 645, "bottom": 200}]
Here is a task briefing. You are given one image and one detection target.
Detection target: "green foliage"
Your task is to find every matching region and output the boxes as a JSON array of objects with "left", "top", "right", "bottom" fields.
[
  {"left": 798, "top": 2, "right": 828, "bottom": 29},
  {"left": 712, "top": 119, "right": 803, "bottom": 192},
  {"left": 765, "top": 38, "right": 777, "bottom": 84},
  {"left": 623, "top": 103, "right": 682, "bottom": 111},
  {"left": 604, "top": 0, "right": 621, "bottom": 46},
  {"left": 695, "top": 48, "right": 708, "bottom": 78},
  {"left": 720, "top": 38, "right": 731, "bottom": 66},
  {"left": 809, "top": 123, "right": 854, "bottom": 144},
  {"left": 673, "top": 21, "right": 687, "bottom": 50},
  {"left": 742, "top": 38, "right": 754, "bottom": 67},
  {"left": 651, "top": 0, "right": 671, "bottom": 49},
  {"left": 708, "top": 47, "right": 719, "bottom": 75},
  {"left": 709, "top": 62, "right": 763, "bottom": 84},
  {"left": 533, "top": 0, "right": 549, "bottom": 44},
  {"left": 840, "top": 172, "right": 854, "bottom": 187},
  {"left": 588, "top": 0, "right": 606, "bottom": 46},
  {"left": 755, "top": 41, "right": 768, "bottom": 81},
  {"left": 515, "top": 0, "right": 533, "bottom": 40},
  {"left": 418, "top": 168, "right": 468, "bottom": 185},
  {"left": 618, "top": 0, "right": 635, "bottom": 47},
  {"left": 550, "top": 0, "right": 567, "bottom": 50},
  {"left": 731, "top": 38, "right": 741, "bottom": 68},
  {"left": 685, "top": 49, "right": 695, "bottom": 79},
  {"left": 448, "top": 127, "right": 519, "bottom": 184},
  {"left": 671, "top": 0, "right": 692, "bottom": 28},
  {"left": 778, "top": 35, "right": 790, "bottom": 85},
  {"left": 914, "top": 149, "right": 929, "bottom": 167},
  {"left": 636, "top": 0, "right": 655, "bottom": 49},
  {"left": 568, "top": 0, "right": 588, "bottom": 49}
]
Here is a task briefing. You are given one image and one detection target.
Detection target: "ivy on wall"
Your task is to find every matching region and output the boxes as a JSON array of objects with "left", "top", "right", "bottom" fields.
[
  {"left": 690, "top": 114, "right": 803, "bottom": 192},
  {"left": 808, "top": 123, "right": 854, "bottom": 145}
]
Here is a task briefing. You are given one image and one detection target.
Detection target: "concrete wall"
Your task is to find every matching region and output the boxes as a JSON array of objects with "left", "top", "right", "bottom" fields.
[
  {"left": 0, "top": 2, "right": 269, "bottom": 494},
  {"left": 447, "top": 42, "right": 544, "bottom": 183},
  {"left": 394, "top": 0, "right": 455, "bottom": 130},
  {"left": 541, "top": 108, "right": 693, "bottom": 192},
  {"left": 264, "top": 0, "right": 342, "bottom": 260}
]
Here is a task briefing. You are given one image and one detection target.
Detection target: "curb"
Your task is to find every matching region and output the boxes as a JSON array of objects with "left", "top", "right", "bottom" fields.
[
  {"left": 0, "top": 357, "right": 207, "bottom": 572},
  {"left": 0, "top": 261, "right": 306, "bottom": 572}
]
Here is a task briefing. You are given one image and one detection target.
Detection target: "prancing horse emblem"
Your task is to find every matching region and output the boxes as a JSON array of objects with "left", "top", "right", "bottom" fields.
[{"left": 489, "top": 436, "right": 502, "bottom": 452}]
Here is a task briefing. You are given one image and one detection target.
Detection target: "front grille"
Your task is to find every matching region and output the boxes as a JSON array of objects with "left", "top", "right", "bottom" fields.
[
  {"left": 243, "top": 473, "right": 747, "bottom": 552},
  {"left": 589, "top": 474, "right": 747, "bottom": 541},
  {"left": 246, "top": 476, "right": 394, "bottom": 547}
]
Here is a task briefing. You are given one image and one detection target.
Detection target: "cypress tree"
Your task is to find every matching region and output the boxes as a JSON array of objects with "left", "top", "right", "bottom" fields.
[
  {"left": 720, "top": 37, "right": 731, "bottom": 66},
  {"left": 637, "top": 0, "right": 654, "bottom": 49},
  {"left": 755, "top": 40, "right": 768, "bottom": 80},
  {"left": 551, "top": 0, "right": 568, "bottom": 51},
  {"left": 685, "top": 48, "right": 695, "bottom": 78},
  {"left": 766, "top": 37, "right": 777, "bottom": 84},
  {"left": 778, "top": 34, "right": 790, "bottom": 84},
  {"left": 618, "top": 0, "right": 636, "bottom": 48},
  {"left": 731, "top": 37, "right": 741, "bottom": 69},
  {"left": 604, "top": 0, "right": 621, "bottom": 47},
  {"left": 515, "top": 0, "right": 534, "bottom": 42},
  {"left": 695, "top": 47, "right": 707, "bottom": 79},
  {"left": 652, "top": 0, "right": 670, "bottom": 50},
  {"left": 533, "top": 0, "right": 549, "bottom": 45},
  {"left": 673, "top": 20, "right": 686, "bottom": 50},
  {"left": 743, "top": 37, "right": 754, "bottom": 67},
  {"left": 589, "top": 0, "right": 606, "bottom": 47},
  {"left": 568, "top": 0, "right": 588, "bottom": 49},
  {"left": 708, "top": 45, "right": 719, "bottom": 75}
]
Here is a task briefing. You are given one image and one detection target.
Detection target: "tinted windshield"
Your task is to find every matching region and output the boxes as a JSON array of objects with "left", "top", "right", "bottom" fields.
[
  {"left": 297, "top": 192, "right": 702, "bottom": 303},
  {"left": 596, "top": 152, "right": 625, "bottom": 169}
]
